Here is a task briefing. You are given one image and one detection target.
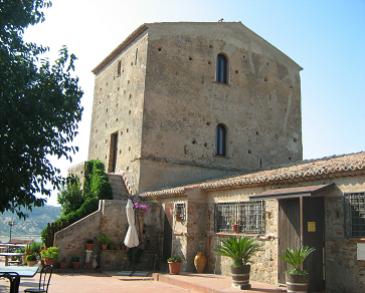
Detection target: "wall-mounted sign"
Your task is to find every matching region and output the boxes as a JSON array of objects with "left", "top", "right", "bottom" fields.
[
  {"left": 357, "top": 243, "right": 365, "bottom": 261},
  {"left": 307, "top": 221, "right": 316, "bottom": 232}
]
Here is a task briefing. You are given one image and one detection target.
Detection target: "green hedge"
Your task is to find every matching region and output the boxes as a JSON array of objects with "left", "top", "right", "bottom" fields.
[{"left": 42, "top": 160, "right": 112, "bottom": 246}]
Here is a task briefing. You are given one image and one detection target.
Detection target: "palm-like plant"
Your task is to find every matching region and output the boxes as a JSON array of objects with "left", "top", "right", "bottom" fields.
[
  {"left": 216, "top": 236, "right": 261, "bottom": 268},
  {"left": 283, "top": 246, "right": 315, "bottom": 275}
]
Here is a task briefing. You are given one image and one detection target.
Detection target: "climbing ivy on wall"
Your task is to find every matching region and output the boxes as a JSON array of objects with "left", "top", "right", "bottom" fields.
[
  {"left": 41, "top": 160, "right": 112, "bottom": 246},
  {"left": 84, "top": 160, "right": 112, "bottom": 200}
]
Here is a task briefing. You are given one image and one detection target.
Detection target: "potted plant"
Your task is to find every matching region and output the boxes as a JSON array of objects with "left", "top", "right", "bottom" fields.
[
  {"left": 59, "top": 257, "right": 69, "bottom": 269},
  {"left": 167, "top": 256, "right": 183, "bottom": 275},
  {"left": 283, "top": 246, "right": 315, "bottom": 293},
  {"left": 25, "top": 254, "right": 38, "bottom": 266},
  {"left": 40, "top": 246, "right": 59, "bottom": 266},
  {"left": 71, "top": 256, "right": 81, "bottom": 269},
  {"left": 97, "top": 233, "right": 112, "bottom": 250},
  {"left": 216, "top": 236, "right": 260, "bottom": 289},
  {"left": 85, "top": 239, "right": 94, "bottom": 251}
]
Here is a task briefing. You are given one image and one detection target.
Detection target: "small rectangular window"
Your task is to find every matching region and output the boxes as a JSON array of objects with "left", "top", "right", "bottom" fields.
[
  {"left": 215, "top": 201, "right": 265, "bottom": 234},
  {"left": 345, "top": 192, "right": 365, "bottom": 237},
  {"left": 117, "top": 61, "right": 122, "bottom": 76}
]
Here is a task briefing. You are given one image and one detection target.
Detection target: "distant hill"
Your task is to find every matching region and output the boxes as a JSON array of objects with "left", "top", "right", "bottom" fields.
[{"left": 0, "top": 205, "right": 61, "bottom": 241}]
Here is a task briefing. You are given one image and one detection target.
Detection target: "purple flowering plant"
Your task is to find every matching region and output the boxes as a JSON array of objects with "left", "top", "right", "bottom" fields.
[{"left": 133, "top": 201, "right": 150, "bottom": 213}]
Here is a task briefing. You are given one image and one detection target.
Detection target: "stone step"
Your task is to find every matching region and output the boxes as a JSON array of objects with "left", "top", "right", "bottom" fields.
[{"left": 107, "top": 174, "right": 129, "bottom": 200}]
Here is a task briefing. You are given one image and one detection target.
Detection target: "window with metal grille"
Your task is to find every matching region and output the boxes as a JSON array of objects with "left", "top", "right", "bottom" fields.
[
  {"left": 345, "top": 192, "right": 365, "bottom": 237},
  {"left": 215, "top": 201, "right": 265, "bottom": 234}
]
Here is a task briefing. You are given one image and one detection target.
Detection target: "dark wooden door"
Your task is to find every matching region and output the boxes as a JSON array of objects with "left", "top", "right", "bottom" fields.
[
  {"left": 303, "top": 197, "right": 325, "bottom": 292},
  {"left": 162, "top": 203, "right": 173, "bottom": 262},
  {"left": 108, "top": 132, "right": 118, "bottom": 173},
  {"left": 278, "top": 198, "right": 301, "bottom": 284}
]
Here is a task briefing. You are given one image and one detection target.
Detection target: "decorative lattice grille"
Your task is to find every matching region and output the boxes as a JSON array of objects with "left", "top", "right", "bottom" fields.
[
  {"left": 215, "top": 201, "right": 265, "bottom": 234},
  {"left": 345, "top": 192, "right": 365, "bottom": 237}
]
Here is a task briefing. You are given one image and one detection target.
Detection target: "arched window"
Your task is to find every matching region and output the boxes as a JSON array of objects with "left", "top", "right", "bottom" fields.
[
  {"left": 216, "top": 54, "right": 228, "bottom": 84},
  {"left": 216, "top": 124, "right": 227, "bottom": 156}
]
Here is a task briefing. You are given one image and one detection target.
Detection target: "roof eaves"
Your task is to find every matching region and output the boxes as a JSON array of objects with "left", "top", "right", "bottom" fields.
[{"left": 92, "top": 24, "right": 149, "bottom": 75}]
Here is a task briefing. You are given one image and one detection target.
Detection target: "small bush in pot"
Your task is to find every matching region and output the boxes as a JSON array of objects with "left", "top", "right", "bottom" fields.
[
  {"left": 216, "top": 236, "right": 260, "bottom": 289},
  {"left": 71, "top": 256, "right": 81, "bottom": 269},
  {"left": 25, "top": 254, "right": 38, "bottom": 266},
  {"left": 97, "top": 233, "right": 112, "bottom": 250},
  {"left": 40, "top": 246, "right": 59, "bottom": 266},
  {"left": 283, "top": 246, "right": 315, "bottom": 293},
  {"left": 85, "top": 239, "right": 94, "bottom": 251},
  {"left": 167, "top": 256, "right": 182, "bottom": 275}
]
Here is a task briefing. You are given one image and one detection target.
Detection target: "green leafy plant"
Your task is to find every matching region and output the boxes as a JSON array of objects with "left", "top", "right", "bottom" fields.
[
  {"left": 41, "top": 160, "right": 112, "bottom": 247},
  {"left": 283, "top": 246, "right": 315, "bottom": 275},
  {"left": 97, "top": 233, "right": 112, "bottom": 245},
  {"left": 40, "top": 246, "right": 59, "bottom": 260},
  {"left": 71, "top": 256, "right": 80, "bottom": 262},
  {"left": 26, "top": 254, "right": 37, "bottom": 262},
  {"left": 216, "top": 236, "right": 261, "bottom": 268},
  {"left": 167, "top": 256, "right": 182, "bottom": 263},
  {"left": 25, "top": 242, "right": 42, "bottom": 256}
]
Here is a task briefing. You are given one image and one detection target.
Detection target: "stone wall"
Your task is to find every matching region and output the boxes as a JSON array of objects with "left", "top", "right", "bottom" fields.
[
  {"left": 54, "top": 199, "right": 129, "bottom": 269},
  {"left": 206, "top": 188, "right": 278, "bottom": 284},
  {"left": 141, "top": 22, "right": 302, "bottom": 193},
  {"left": 88, "top": 22, "right": 303, "bottom": 195},
  {"left": 88, "top": 31, "right": 149, "bottom": 191},
  {"left": 324, "top": 176, "right": 365, "bottom": 293},
  {"left": 157, "top": 175, "right": 365, "bottom": 292}
]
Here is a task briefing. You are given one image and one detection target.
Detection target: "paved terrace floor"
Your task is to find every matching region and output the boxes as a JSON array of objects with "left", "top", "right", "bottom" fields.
[{"left": 0, "top": 271, "right": 285, "bottom": 293}]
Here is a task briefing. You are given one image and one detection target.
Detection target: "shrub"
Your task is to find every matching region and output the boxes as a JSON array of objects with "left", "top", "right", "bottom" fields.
[
  {"left": 216, "top": 236, "right": 261, "bottom": 268},
  {"left": 283, "top": 246, "right": 315, "bottom": 275},
  {"left": 97, "top": 233, "right": 112, "bottom": 245},
  {"left": 25, "top": 242, "right": 42, "bottom": 256},
  {"left": 167, "top": 256, "right": 182, "bottom": 263},
  {"left": 26, "top": 254, "right": 37, "bottom": 262},
  {"left": 84, "top": 160, "right": 112, "bottom": 199},
  {"left": 40, "top": 246, "right": 59, "bottom": 260},
  {"left": 58, "top": 176, "right": 84, "bottom": 215}
]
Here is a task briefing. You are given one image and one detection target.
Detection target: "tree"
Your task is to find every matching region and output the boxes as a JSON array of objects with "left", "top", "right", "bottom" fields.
[
  {"left": 0, "top": 0, "right": 83, "bottom": 217},
  {"left": 57, "top": 176, "right": 84, "bottom": 216}
]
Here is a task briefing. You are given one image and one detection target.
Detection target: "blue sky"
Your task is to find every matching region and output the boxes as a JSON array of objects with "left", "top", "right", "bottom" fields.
[{"left": 24, "top": 0, "right": 365, "bottom": 204}]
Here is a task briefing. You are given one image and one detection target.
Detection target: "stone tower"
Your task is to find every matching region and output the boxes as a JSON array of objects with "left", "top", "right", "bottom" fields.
[{"left": 88, "top": 22, "right": 302, "bottom": 194}]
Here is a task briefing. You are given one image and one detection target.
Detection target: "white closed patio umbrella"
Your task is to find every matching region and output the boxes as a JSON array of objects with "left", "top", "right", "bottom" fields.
[{"left": 124, "top": 199, "right": 139, "bottom": 248}]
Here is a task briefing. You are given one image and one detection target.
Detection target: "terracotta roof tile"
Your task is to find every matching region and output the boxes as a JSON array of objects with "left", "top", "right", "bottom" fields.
[{"left": 141, "top": 151, "right": 365, "bottom": 199}]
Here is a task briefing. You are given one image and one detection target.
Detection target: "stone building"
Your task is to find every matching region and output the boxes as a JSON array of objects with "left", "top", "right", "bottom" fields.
[
  {"left": 141, "top": 152, "right": 365, "bottom": 293},
  {"left": 88, "top": 22, "right": 302, "bottom": 194},
  {"left": 54, "top": 22, "right": 365, "bottom": 293}
]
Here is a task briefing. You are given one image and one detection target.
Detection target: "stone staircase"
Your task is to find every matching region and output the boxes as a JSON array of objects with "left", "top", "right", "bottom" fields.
[{"left": 108, "top": 173, "right": 129, "bottom": 200}]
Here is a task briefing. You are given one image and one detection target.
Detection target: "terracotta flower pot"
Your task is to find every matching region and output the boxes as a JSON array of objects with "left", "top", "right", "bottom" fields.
[
  {"left": 194, "top": 252, "right": 207, "bottom": 273},
  {"left": 168, "top": 262, "right": 182, "bottom": 275},
  {"left": 60, "top": 262, "right": 69, "bottom": 269},
  {"left": 85, "top": 243, "right": 94, "bottom": 251},
  {"left": 232, "top": 224, "right": 239, "bottom": 233},
  {"left": 27, "top": 260, "right": 38, "bottom": 266},
  {"left": 44, "top": 258, "right": 55, "bottom": 266}
]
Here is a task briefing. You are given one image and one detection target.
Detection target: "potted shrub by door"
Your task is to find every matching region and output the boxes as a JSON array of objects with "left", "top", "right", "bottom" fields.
[
  {"left": 40, "top": 246, "right": 59, "bottom": 266},
  {"left": 167, "top": 256, "right": 182, "bottom": 275},
  {"left": 97, "top": 233, "right": 112, "bottom": 250},
  {"left": 216, "top": 236, "right": 260, "bottom": 290},
  {"left": 283, "top": 246, "right": 315, "bottom": 293}
]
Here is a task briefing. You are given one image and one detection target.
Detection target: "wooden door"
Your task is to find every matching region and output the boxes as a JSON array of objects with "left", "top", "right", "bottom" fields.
[
  {"left": 162, "top": 203, "right": 173, "bottom": 262},
  {"left": 278, "top": 198, "right": 301, "bottom": 284},
  {"left": 303, "top": 197, "right": 325, "bottom": 292},
  {"left": 108, "top": 132, "right": 118, "bottom": 173}
]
